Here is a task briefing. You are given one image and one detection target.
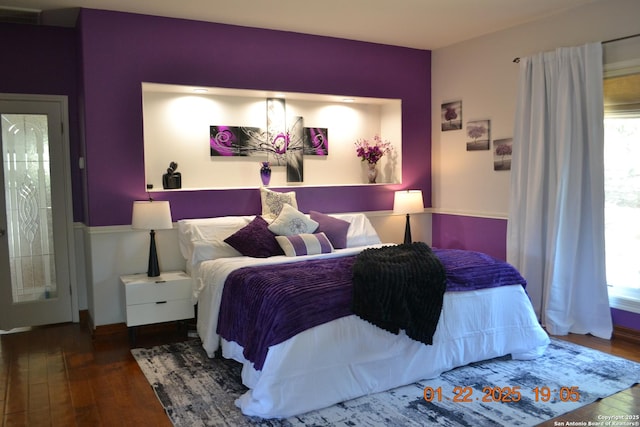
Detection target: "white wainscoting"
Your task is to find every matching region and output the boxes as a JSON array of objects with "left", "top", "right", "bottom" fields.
[{"left": 80, "top": 224, "right": 185, "bottom": 328}]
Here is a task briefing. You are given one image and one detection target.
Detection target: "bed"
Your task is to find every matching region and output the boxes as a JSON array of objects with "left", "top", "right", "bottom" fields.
[{"left": 178, "top": 206, "right": 550, "bottom": 419}]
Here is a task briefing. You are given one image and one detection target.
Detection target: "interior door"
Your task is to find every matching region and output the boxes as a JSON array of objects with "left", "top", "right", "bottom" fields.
[{"left": 0, "top": 95, "right": 74, "bottom": 330}]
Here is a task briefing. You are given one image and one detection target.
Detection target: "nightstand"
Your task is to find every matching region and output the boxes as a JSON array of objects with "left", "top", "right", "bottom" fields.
[{"left": 120, "top": 271, "right": 195, "bottom": 345}]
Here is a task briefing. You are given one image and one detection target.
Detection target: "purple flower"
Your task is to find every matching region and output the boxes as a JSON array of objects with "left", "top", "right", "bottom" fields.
[{"left": 354, "top": 135, "right": 392, "bottom": 164}]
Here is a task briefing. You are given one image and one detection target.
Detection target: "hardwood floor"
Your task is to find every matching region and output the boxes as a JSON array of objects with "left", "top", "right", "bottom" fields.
[
  {"left": 0, "top": 321, "right": 638, "bottom": 426},
  {"left": 0, "top": 322, "right": 177, "bottom": 426}
]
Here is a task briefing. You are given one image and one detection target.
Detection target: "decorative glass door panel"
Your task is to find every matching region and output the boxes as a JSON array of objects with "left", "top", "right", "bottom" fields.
[
  {"left": 0, "top": 97, "right": 72, "bottom": 330},
  {"left": 2, "top": 113, "right": 57, "bottom": 303}
]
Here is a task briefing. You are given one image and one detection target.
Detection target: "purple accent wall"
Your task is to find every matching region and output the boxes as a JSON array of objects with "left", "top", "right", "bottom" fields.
[
  {"left": 0, "top": 23, "right": 83, "bottom": 222},
  {"left": 432, "top": 213, "right": 508, "bottom": 260},
  {"left": 77, "top": 9, "right": 431, "bottom": 227}
]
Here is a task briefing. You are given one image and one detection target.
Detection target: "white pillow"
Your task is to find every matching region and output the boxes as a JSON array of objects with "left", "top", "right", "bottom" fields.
[
  {"left": 191, "top": 240, "right": 241, "bottom": 264},
  {"left": 177, "top": 220, "right": 195, "bottom": 260},
  {"left": 276, "top": 233, "right": 334, "bottom": 257},
  {"left": 260, "top": 187, "right": 298, "bottom": 220},
  {"left": 268, "top": 204, "right": 319, "bottom": 236},
  {"left": 329, "top": 213, "right": 381, "bottom": 247},
  {"left": 177, "top": 216, "right": 254, "bottom": 265}
]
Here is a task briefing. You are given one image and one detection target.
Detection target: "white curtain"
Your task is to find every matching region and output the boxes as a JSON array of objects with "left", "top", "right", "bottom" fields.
[{"left": 507, "top": 42, "right": 613, "bottom": 339}]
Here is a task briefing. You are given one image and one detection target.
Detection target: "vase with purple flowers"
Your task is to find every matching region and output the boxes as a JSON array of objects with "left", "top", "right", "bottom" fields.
[{"left": 355, "top": 135, "right": 392, "bottom": 184}]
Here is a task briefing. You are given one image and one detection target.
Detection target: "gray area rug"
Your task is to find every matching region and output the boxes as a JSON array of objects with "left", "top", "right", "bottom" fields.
[{"left": 132, "top": 338, "right": 640, "bottom": 426}]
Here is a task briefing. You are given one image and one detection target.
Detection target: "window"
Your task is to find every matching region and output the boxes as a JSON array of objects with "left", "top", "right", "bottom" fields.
[
  {"left": 604, "top": 71, "right": 640, "bottom": 313},
  {"left": 604, "top": 116, "right": 640, "bottom": 288}
]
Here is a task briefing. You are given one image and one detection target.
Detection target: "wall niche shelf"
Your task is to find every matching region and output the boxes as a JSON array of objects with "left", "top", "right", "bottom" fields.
[{"left": 141, "top": 82, "right": 402, "bottom": 191}]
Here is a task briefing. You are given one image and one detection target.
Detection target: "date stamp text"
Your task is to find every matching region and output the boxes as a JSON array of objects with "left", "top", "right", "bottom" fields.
[{"left": 423, "top": 385, "right": 581, "bottom": 403}]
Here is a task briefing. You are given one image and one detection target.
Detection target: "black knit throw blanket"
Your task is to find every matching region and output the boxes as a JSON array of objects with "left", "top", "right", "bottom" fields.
[{"left": 352, "top": 242, "right": 446, "bottom": 345}]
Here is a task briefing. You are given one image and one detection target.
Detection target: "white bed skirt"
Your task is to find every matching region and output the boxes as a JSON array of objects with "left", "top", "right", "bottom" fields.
[{"left": 219, "top": 284, "right": 550, "bottom": 418}]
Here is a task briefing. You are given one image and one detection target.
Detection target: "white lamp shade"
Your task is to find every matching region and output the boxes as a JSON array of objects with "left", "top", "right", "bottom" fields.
[
  {"left": 131, "top": 200, "right": 173, "bottom": 230},
  {"left": 393, "top": 190, "right": 424, "bottom": 215}
]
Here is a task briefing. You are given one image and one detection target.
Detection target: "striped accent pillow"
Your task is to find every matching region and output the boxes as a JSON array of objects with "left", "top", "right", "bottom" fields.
[{"left": 275, "top": 232, "right": 334, "bottom": 257}]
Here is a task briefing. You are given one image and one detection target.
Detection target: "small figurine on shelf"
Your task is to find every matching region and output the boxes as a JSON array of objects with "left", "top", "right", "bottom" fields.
[{"left": 162, "top": 161, "right": 182, "bottom": 189}]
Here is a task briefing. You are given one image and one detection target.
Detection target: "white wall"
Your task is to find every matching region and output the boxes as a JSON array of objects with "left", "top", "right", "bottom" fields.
[{"left": 431, "top": 0, "right": 640, "bottom": 217}]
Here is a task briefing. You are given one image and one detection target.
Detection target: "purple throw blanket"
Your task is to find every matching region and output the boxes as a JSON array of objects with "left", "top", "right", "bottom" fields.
[
  {"left": 216, "top": 249, "right": 526, "bottom": 370},
  {"left": 433, "top": 248, "right": 527, "bottom": 291}
]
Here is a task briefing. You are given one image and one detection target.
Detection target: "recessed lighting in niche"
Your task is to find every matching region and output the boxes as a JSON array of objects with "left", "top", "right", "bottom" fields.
[{"left": 141, "top": 82, "right": 402, "bottom": 189}]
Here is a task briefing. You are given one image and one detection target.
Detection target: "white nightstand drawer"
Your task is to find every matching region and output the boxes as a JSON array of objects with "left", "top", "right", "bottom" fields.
[
  {"left": 123, "top": 271, "right": 192, "bottom": 305},
  {"left": 121, "top": 270, "right": 195, "bottom": 328},
  {"left": 126, "top": 298, "right": 194, "bottom": 327},
  {"left": 126, "top": 280, "right": 192, "bottom": 305}
]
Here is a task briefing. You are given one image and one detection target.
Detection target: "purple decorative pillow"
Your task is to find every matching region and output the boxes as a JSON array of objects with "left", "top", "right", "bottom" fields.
[
  {"left": 310, "top": 211, "right": 351, "bottom": 249},
  {"left": 224, "top": 216, "right": 284, "bottom": 258},
  {"left": 275, "top": 233, "right": 334, "bottom": 257}
]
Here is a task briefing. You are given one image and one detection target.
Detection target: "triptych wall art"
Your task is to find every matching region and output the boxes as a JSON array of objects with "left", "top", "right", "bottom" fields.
[
  {"left": 209, "top": 98, "right": 328, "bottom": 183},
  {"left": 441, "top": 100, "right": 512, "bottom": 171}
]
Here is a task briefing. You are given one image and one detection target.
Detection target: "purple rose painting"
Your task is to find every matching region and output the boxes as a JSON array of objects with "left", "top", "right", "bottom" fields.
[
  {"left": 209, "top": 99, "right": 330, "bottom": 183},
  {"left": 210, "top": 125, "right": 261, "bottom": 156},
  {"left": 303, "top": 127, "right": 328, "bottom": 156}
]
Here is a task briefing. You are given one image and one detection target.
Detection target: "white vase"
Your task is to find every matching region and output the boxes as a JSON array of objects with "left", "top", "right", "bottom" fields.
[{"left": 367, "top": 162, "right": 378, "bottom": 183}]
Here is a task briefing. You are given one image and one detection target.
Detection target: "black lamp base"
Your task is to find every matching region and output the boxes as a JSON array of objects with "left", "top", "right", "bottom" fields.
[
  {"left": 147, "top": 229, "right": 160, "bottom": 277},
  {"left": 403, "top": 213, "right": 412, "bottom": 245}
]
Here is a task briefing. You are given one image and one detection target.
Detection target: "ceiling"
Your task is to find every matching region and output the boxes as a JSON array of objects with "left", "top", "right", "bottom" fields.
[{"left": 2, "top": 0, "right": 601, "bottom": 50}]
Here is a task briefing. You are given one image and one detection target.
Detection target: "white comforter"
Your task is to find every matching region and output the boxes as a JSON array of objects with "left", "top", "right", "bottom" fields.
[{"left": 195, "top": 246, "right": 550, "bottom": 418}]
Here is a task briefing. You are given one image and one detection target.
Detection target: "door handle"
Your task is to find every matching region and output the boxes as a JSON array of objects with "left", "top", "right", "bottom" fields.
[{"left": 0, "top": 229, "right": 5, "bottom": 237}]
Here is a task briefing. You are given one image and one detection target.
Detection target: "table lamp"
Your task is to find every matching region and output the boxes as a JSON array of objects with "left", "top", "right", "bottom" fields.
[
  {"left": 132, "top": 200, "right": 173, "bottom": 277},
  {"left": 393, "top": 190, "right": 424, "bottom": 244}
]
